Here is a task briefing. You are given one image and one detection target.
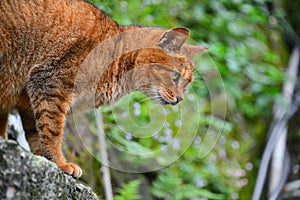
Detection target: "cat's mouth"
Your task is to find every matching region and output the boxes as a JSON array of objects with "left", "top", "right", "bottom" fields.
[{"left": 157, "top": 92, "right": 179, "bottom": 105}]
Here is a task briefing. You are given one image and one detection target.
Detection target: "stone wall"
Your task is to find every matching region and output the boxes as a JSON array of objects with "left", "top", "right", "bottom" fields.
[{"left": 0, "top": 138, "right": 98, "bottom": 200}]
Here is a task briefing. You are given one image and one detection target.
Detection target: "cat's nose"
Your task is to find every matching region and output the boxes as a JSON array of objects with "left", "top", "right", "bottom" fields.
[{"left": 176, "top": 96, "right": 183, "bottom": 103}]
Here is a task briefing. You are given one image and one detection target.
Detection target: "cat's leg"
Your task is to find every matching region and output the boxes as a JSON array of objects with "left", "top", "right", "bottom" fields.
[
  {"left": 0, "top": 111, "right": 8, "bottom": 139},
  {"left": 18, "top": 108, "right": 42, "bottom": 155},
  {"left": 26, "top": 67, "right": 82, "bottom": 178}
]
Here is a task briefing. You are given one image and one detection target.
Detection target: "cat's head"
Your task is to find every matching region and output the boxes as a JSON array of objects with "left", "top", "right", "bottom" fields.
[{"left": 132, "top": 27, "right": 207, "bottom": 105}]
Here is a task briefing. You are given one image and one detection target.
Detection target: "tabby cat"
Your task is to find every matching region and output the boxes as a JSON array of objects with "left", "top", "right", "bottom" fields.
[{"left": 0, "top": 0, "right": 206, "bottom": 178}]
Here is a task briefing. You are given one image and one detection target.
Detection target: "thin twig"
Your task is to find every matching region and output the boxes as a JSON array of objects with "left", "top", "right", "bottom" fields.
[{"left": 95, "top": 108, "right": 114, "bottom": 200}]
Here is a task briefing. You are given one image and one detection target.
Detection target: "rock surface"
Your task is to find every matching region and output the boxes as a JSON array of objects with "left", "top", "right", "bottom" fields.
[{"left": 0, "top": 138, "right": 98, "bottom": 200}]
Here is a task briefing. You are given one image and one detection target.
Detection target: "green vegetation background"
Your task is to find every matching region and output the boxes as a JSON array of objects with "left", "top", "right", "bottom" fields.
[{"left": 64, "top": 0, "right": 292, "bottom": 199}]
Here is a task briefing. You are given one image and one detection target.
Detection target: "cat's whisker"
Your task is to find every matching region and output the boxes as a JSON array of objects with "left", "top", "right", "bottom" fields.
[{"left": 138, "top": 97, "right": 155, "bottom": 103}]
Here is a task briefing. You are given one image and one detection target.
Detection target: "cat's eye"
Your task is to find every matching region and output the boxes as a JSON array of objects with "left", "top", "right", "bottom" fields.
[{"left": 171, "top": 70, "right": 180, "bottom": 83}]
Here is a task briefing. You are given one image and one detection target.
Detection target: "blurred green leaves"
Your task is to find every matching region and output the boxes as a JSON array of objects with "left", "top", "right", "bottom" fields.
[{"left": 114, "top": 180, "right": 141, "bottom": 200}]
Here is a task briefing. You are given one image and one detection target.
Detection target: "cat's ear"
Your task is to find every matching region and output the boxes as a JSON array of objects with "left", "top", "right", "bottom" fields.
[
  {"left": 158, "top": 27, "right": 190, "bottom": 53},
  {"left": 184, "top": 44, "right": 209, "bottom": 58}
]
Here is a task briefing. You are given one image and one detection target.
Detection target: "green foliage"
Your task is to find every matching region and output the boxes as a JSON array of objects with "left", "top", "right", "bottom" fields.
[
  {"left": 151, "top": 172, "right": 225, "bottom": 200},
  {"left": 114, "top": 180, "right": 141, "bottom": 200},
  {"left": 150, "top": 162, "right": 227, "bottom": 200}
]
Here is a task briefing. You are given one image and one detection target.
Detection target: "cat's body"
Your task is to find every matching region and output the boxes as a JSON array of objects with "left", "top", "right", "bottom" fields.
[{"left": 0, "top": 0, "right": 205, "bottom": 178}]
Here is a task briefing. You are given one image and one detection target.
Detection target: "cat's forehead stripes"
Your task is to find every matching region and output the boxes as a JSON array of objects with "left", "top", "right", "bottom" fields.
[{"left": 167, "top": 54, "right": 194, "bottom": 82}]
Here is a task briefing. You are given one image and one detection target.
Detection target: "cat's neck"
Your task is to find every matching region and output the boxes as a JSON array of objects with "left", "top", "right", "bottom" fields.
[
  {"left": 94, "top": 50, "right": 139, "bottom": 106},
  {"left": 92, "top": 25, "right": 165, "bottom": 107}
]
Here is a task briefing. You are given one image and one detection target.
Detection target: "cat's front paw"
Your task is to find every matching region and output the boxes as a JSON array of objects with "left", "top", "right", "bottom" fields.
[{"left": 59, "top": 162, "right": 83, "bottom": 178}]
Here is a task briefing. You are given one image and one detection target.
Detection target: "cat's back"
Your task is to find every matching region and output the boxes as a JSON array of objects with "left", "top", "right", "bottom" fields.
[
  {"left": 1, "top": 0, "right": 73, "bottom": 56},
  {"left": 0, "top": 0, "right": 119, "bottom": 109},
  {"left": 0, "top": 0, "right": 115, "bottom": 64}
]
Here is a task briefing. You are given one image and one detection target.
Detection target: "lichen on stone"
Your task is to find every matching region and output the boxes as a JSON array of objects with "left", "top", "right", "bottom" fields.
[{"left": 0, "top": 138, "right": 98, "bottom": 200}]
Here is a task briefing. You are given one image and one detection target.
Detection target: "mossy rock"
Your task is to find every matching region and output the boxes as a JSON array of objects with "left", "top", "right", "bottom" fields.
[{"left": 0, "top": 138, "right": 98, "bottom": 200}]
